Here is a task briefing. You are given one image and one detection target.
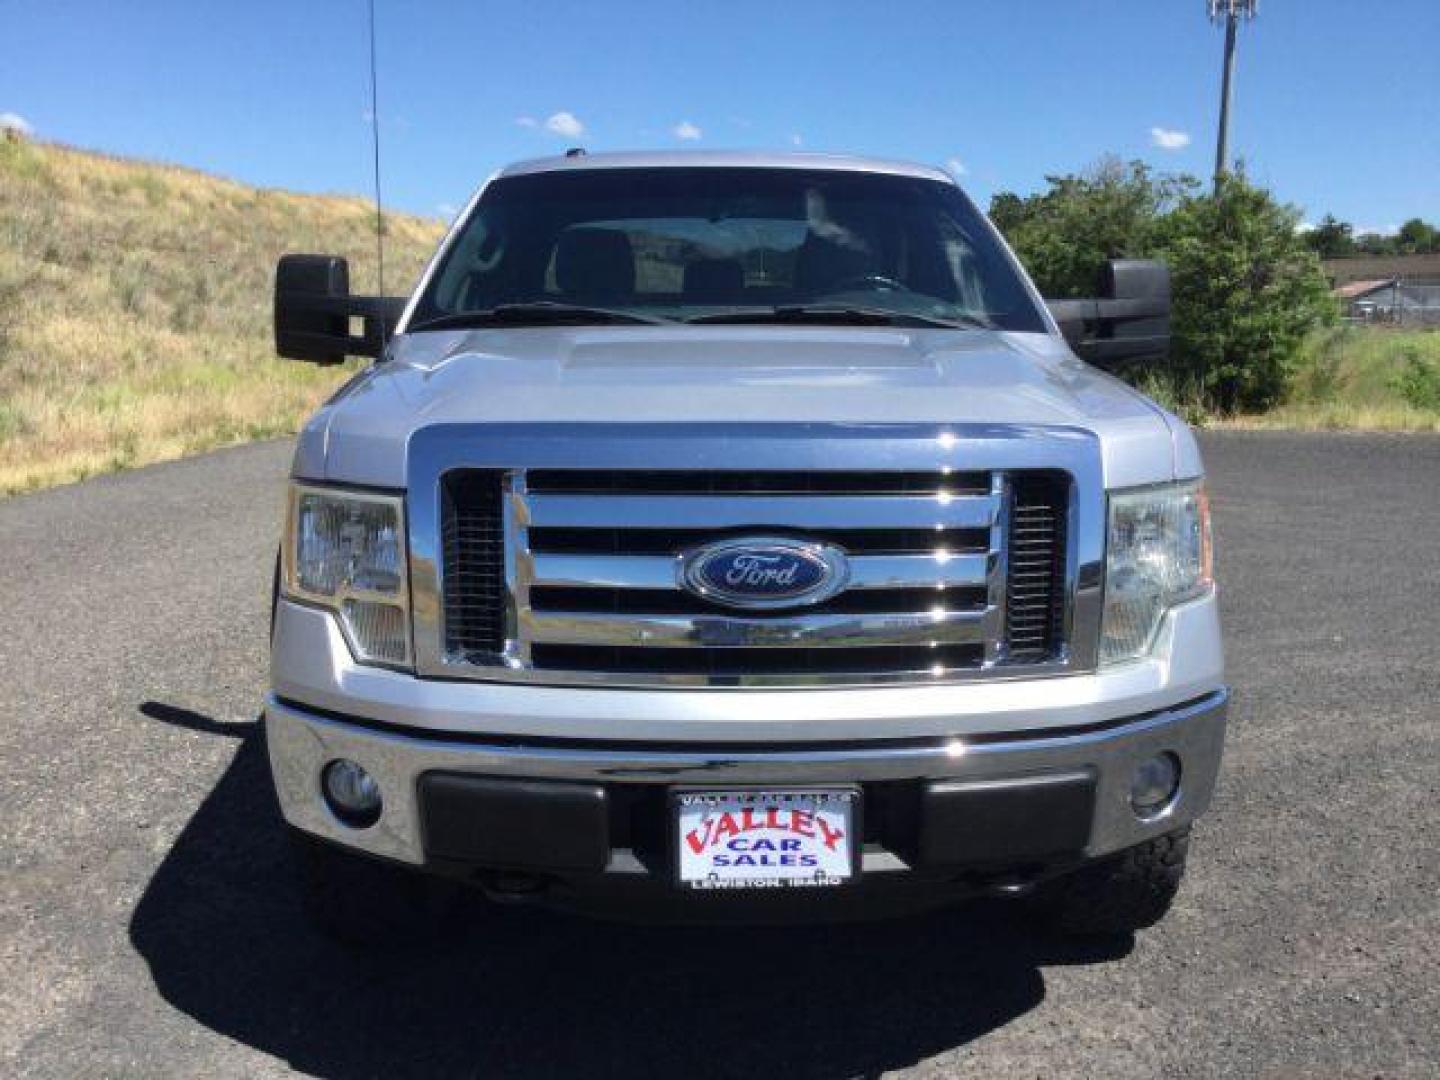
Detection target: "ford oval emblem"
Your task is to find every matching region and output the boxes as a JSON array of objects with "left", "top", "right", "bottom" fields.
[{"left": 679, "top": 537, "right": 849, "bottom": 610}]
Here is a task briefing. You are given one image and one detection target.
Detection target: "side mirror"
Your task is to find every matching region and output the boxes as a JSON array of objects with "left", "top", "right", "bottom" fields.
[
  {"left": 274, "top": 254, "right": 406, "bottom": 363},
  {"left": 1046, "top": 259, "right": 1171, "bottom": 368}
]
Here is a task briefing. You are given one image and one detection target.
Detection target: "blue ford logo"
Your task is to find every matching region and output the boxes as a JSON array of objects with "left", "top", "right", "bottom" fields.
[{"left": 680, "top": 538, "right": 848, "bottom": 610}]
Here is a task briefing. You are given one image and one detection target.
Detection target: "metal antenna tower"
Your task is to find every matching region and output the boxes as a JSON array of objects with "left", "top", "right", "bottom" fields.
[
  {"left": 1209, "top": 0, "right": 1258, "bottom": 194},
  {"left": 367, "top": 0, "right": 386, "bottom": 306}
]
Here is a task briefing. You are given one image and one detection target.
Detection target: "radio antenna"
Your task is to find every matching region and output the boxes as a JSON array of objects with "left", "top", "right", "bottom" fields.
[{"left": 367, "top": 0, "right": 386, "bottom": 308}]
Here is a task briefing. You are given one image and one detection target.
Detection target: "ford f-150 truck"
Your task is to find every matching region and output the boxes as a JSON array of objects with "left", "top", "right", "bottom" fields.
[{"left": 267, "top": 151, "right": 1225, "bottom": 941}]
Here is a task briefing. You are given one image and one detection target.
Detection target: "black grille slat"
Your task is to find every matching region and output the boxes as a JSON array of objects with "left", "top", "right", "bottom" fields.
[
  {"left": 525, "top": 470, "right": 990, "bottom": 496},
  {"left": 529, "top": 526, "right": 991, "bottom": 557},
  {"left": 1005, "top": 474, "right": 1068, "bottom": 662},
  {"left": 442, "top": 472, "right": 506, "bottom": 657},
  {"left": 531, "top": 643, "right": 985, "bottom": 679},
  {"left": 529, "top": 585, "right": 988, "bottom": 618}
]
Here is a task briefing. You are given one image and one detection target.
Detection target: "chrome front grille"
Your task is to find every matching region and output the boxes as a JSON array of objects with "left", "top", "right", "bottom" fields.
[
  {"left": 408, "top": 423, "right": 1103, "bottom": 688},
  {"left": 435, "top": 459, "right": 1074, "bottom": 687}
]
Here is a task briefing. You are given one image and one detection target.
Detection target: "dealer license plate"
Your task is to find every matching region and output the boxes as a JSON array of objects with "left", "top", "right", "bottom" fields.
[{"left": 675, "top": 789, "right": 858, "bottom": 890}]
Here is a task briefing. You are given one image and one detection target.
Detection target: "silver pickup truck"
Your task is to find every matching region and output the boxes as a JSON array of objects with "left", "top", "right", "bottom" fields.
[{"left": 267, "top": 151, "right": 1225, "bottom": 941}]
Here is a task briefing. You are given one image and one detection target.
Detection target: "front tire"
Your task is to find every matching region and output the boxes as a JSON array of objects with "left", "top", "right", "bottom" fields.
[
  {"left": 1030, "top": 827, "right": 1191, "bottom": 937},
  {"left": 291, "top": 831, "right": 458, "bottom": 947}
]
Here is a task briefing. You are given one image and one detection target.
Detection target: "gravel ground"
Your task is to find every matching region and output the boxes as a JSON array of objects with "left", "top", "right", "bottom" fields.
[{"left": 1, "top": 432, "right": 1436, "bottom": 1078}]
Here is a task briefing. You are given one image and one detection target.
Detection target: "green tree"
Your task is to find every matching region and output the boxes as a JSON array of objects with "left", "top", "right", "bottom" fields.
[
  {"left": 1303, "top": 214, "right": 1355, "bottom": 258},
  {"left": 1354, "top": 231, "right": 1398, "bottom": 255},
  {"left": 1395, "top": 217, "right": 1439, "bottom": 254},
  {"left": 1157, "top": 173, "right": 1334, "bottom": 413},
  {"left": 989, "top": 158, "right": 1195, "bottom": 298}
]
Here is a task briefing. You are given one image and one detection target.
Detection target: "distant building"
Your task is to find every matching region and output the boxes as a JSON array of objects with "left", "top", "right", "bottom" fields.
[
  {"left": 1331, "top": 278, "right": 1440, "bottom": 326},
  {"left": 1324, "top": 256, "right": 1440, "bottom": 326}
]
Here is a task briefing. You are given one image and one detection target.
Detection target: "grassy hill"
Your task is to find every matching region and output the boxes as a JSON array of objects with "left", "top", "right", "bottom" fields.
[{"left": 0, "top": 138, "right": 444, "bottom": 494}]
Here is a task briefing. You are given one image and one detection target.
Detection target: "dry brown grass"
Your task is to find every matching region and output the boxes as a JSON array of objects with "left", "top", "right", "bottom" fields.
[{"left": 0, "top": 139, "right": 444, "bottom": 494}]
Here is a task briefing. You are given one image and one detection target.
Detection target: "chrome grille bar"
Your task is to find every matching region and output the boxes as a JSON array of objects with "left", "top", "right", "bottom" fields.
[
  {"left": 982, "top": 471, "right": 1011, "bottom": 668},
  {"left": 521, "top": 493, "right": 997, "bottom": 531},
  {"left": 501, "top": 471, "right": 531, "bottom": 665},
  {"left": 522, "top": 607, "right": 989, "bottom": 649},
  {"left": 528, "top": 551, "right": 991, "bottom": 593}
]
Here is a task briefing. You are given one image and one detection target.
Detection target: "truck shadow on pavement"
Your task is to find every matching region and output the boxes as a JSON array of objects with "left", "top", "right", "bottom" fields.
[{"left": 130, "top": 703, "right": 1131, "bottom": 1079}]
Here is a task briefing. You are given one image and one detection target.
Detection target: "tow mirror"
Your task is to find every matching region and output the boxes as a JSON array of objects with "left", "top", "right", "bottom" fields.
[
  {"left": 274, "top": 254, "right": 405, "bottom": 363},
  {"left": 1047, "top": 259, "right": 1171, "bottom": 368}
]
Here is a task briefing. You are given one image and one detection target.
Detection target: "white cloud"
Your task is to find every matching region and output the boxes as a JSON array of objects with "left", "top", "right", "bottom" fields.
[
  {"left": 0, "top": 112, "right": 34, "bottom": 137},
  {"left": 437, "top": 202, "right": 458, "bottom": 218},
  {"left": 946, "top": 157, "right": 968, "bottom": 176},
  {"left": 1150, "top": 126, "right": 1191, "bottom": 151},
  {"left": 515, "top": 115, "right": 538, "bottom": 129},
  {"left": 544, "top": 111, "right": 585, "bottom": 138},
  {"left": 790, "top": 133, "right": 804, "bottom": 147},
  {"left": 672, "top": 120, "right": 702, "bottom": 141},
  {"left": 1355, "top": 224, "right": 1396, "bottom": 237}
]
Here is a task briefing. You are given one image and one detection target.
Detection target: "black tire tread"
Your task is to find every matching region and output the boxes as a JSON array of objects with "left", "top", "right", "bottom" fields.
[{"left": 1032, "top": 827, "right": 1191, "bottom": 937}]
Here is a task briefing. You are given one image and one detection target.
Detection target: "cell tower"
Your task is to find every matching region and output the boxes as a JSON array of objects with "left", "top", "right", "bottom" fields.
[{"left": 1209, "top": 0, "right": 1259, "bottom": 194}]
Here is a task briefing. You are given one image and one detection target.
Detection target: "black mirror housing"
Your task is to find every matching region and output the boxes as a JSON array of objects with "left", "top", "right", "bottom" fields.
[
  {"left": 1046, "top": 259, "right": 1171, "bottom": 368},
  {"left": 274, "top": 254, "right": 405, "bottom": 363}
]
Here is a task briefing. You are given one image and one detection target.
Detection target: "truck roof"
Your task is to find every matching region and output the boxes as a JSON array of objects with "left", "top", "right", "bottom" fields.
[{"left": 497, "top": 149, "right": 954, "bottom": 184}]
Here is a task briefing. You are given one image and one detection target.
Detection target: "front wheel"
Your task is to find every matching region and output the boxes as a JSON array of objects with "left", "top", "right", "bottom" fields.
[
  {"left": 1029, "top": 828, "right": 1191, "bottom": 937},
  {"left": 291, "top": 831, "right": 459, "bottom": 947}
]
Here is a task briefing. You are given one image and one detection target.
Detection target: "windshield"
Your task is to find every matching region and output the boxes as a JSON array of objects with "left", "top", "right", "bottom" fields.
[{"left": 411, "top": 167, "right": 1046, "bottom": 332}]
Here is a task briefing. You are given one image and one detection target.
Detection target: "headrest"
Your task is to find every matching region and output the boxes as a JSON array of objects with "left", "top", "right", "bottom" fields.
[
  {"left": 554, "top": 228, "right": 635, "bottom": 301},
  {"left": 683, "top": 258, "right": 745, "bottom": 301},
  {"left": 794, "top": 230, "right": 880, "bottom": 295}
]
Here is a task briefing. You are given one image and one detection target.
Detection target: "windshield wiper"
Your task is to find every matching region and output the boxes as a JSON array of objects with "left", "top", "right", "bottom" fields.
[
  {"left": 685, "top": 305, "right": 994, "bottom": 330},
  {"left": 409, "top": 302, "right": 672, "bottom": 332}
]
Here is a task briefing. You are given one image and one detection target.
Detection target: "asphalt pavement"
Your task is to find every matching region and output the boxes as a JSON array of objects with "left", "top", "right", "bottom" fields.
[{"left": 1, "top": 431, "right": 1437, "bottom": 1077}]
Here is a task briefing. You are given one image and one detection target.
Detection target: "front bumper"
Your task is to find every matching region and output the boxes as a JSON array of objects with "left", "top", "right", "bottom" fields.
[
  {"left": 266, "top": 688, "right": 1228, "bottom": 884},
  {"left": 270, "top": 591, "right": 1225, "bottom": 743}
]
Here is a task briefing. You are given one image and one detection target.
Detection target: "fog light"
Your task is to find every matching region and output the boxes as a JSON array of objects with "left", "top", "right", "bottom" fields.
[
  {"left": 1129, "top": 752, "right": 1180, "bottom": 819},
  {"left": 322, "top": 759, "right": 382, "bottom": 828}
]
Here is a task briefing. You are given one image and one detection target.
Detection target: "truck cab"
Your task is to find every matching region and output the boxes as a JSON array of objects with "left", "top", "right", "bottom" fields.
[{"left": 267, "top": 151, "right": 1225, "bottom": 939}]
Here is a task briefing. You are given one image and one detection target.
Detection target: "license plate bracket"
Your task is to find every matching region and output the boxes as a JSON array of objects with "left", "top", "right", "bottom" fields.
[{"left": 672, "top": 788, "right": 861, "bottom": 891}]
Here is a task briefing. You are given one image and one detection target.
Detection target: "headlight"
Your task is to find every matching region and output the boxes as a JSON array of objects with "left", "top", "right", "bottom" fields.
[
  {"left": 1100, "top": 479, "right": 1212, "bottom": 665},
  {"left": 282, "top": 484, "right": 411, "bottom": 668}
]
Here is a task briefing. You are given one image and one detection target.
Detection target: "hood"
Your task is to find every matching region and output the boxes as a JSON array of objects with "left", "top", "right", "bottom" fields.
[{"left": 296, "top": 326, "right": 1195, "bottom": 489}]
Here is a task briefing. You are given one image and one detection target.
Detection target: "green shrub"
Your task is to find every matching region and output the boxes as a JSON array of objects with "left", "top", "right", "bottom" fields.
[
  {"left": 0, "top": 138, "right": 49, "bottom": 183},
  {"left": 132, "top": 173, "right": 167, "bottom": 206},
  {"left": 1390, "top": 347, "right": 1440, "bottom": 410},
  {"left": 0, "top": 403, "right": 29, "bottom": 441},
  {"left": 1158, "top": 175, "right": 1335, "bottom": 413},
  {"left": 1291, "top": 329, "right": 1347, "bottom": 404}
]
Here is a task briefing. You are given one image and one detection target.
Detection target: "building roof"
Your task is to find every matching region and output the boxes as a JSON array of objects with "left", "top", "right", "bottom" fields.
[
  {"left": 1322, "top": 252, "right": 1440, "bottom": 285},
  {"left": 1333, "top": 279, "right": 1395, "bottom": 300},
  {"left": 498, "top": 149, "right": 954, "bottom": 184}
]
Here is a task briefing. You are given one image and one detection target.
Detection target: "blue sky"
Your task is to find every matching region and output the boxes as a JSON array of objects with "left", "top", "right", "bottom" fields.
[{"left": 3, "top": 0, "right": 1437, "bottom": 230}]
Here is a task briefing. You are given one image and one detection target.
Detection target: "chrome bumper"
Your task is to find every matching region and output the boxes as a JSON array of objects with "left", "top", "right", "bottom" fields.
[{"left": 266, "top": 688, "right": 1228, "bottom": 870}]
